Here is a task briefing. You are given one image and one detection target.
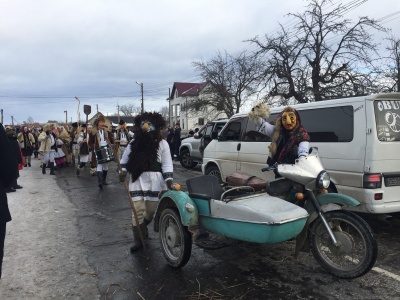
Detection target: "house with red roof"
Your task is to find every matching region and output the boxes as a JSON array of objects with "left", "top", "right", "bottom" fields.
[{"left": 168, "top": 81, "right": 227, "bottom": 130}]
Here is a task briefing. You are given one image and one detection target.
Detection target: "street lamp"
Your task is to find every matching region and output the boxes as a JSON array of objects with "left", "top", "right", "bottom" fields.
[
  {"left": 64, "top": 110, "right": 68, "bottom": 126},
  {"left": 135, "top": 81, "right": 144, "bottom": 113}
]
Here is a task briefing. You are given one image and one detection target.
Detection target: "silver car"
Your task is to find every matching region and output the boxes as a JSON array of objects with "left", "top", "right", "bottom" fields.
[{"left": 179, "top": 119, "right": 228, "bottom": 168}]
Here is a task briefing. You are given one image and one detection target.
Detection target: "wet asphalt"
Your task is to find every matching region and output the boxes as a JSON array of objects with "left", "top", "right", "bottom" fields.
[
  {"left": 2, "top": 159, "right": 400, "bottom": 299},
  {"left": 57, "top": 160, "right": 400, "bottom": 300}
]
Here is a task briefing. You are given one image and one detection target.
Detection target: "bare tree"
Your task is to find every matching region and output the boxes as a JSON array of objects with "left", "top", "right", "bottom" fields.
[
  {"left": 250, "top": 0, "right": 385, "bottom": 102},
  {"left": 119, "top": 104, "right": 141, "bottom": 116},
  {"left": 159, "top": 105, "right": 169, "bottom": 121},
  {"left": 192, "top": 50, "right": 266, "bottom": 117},
  {"left": 381, "top": 35, "right": 400, "bottom": 92}
]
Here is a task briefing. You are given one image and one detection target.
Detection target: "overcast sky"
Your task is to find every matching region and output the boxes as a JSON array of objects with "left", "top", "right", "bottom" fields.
[{"left": 1, "top": 0, "right": 399, "bottom": 125}]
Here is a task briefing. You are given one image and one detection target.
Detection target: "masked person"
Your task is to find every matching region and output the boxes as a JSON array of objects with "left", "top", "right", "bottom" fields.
[
  {"left": 119, "top": 112, "right": 173, "bottom": 253},
  {"left": 76, "top": 124, "right": 90, "bottom": 176},
  {"left": 17, "top": 126, "right": 35, "bottom": 167},
  {"left": 250, "top": 104, "right": 310, "bottom": 167},
  {"left": 38, "top": 123, "right": 58, "bottom": 175},
  {"left": 88, "top": 115, "right": 114, "bottom": 189}
]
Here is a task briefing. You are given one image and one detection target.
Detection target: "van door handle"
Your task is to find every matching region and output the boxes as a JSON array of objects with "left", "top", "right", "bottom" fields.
[{"left": 237, "top": 143, "right": 241, "bottom": 151}]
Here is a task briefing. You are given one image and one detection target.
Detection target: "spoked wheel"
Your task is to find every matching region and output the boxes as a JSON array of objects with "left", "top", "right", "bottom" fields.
[
  {"left": 309, "top": 210, "right": 378, "bottom": 279},
  {"left": 179, "top": 149, "right": 197, "bottom": 169},
  {"left": 159, "top": 208, "right": 192, "bottom": 268},
  {"left": 205, "top": 165, "right": 222, "bottom": 183}
]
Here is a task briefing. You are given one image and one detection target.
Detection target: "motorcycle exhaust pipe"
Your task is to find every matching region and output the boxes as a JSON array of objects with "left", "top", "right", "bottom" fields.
[{"left": 375, "top": 214, "right": 393, "bottom": 222}]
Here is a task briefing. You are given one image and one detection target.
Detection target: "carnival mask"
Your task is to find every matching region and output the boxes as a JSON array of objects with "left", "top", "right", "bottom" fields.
[
  {"left": 282, "top": 111, "right": 297, "bottom": 131},
  {"left": 141, "top": 121, "right": 155, "bottom": 132}
]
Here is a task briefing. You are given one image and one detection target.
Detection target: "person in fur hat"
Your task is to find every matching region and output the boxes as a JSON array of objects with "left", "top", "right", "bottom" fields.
[
  {"left": 38, "top": 123, "right": 59, "bottom": 175},
  {"left": 17, "top": 126, "right": 35, "bottom": 167},
  {"left": 114, "top": 119, "right": 133, "bottom": 161},
  {"left": 76, "top": 124, "right": 90, "bottom": 176},
  {"left": 88, "top": 115, "right": 114, "bottom": 188},
  {"left": 119, "top": 112, "right": 173, "bottom": 253},
  {"left": 250, "top": 104, "right": 310, "bottom": 168}
]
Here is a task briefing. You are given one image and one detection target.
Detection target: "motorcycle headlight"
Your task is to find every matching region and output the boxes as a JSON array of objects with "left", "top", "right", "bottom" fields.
[{"left": 316, "top": 171, "right": 330, "bottom": 189}]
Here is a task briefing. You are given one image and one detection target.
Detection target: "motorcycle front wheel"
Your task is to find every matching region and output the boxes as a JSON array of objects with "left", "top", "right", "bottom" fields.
[
  {"left": 309, "top": 210, "right": 378, "bottom": 279},
  {"left": 159, "top": 208, "right": 192, "bottom": 268}
]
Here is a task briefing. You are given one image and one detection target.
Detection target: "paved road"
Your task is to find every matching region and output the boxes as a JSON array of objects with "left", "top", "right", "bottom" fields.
[{"left": 1, "top": 159, "right": 400, "bottom": 299}]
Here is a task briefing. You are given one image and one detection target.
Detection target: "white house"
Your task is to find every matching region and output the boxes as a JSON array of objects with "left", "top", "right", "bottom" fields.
[{"left": 168, "top": 81, "right": 227, "bottom": 130}]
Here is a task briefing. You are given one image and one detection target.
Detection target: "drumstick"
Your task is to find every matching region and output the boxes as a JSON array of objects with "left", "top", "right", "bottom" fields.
[{"left": 110, "top": 143, "right": 150, "bottom": 260}]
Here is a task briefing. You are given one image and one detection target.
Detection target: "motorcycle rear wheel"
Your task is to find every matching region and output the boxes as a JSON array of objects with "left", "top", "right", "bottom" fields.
[
  {"left": 309, "top": 210, "right": 377, "bottom": 279},
  {"left": 159, "top": 208, "right": 192, "bottom": 268}
]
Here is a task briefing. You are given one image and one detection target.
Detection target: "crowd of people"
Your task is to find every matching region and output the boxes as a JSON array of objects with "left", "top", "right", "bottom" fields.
[
  {"left": 0, "top": 105, "right": 309, "bottom": 279},
  {"left": 0, "top": 112, "right": 182, "bottom": 270}
]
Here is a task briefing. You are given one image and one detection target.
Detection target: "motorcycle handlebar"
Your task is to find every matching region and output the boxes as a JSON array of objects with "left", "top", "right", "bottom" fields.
[{"left": 261, "top": 164, "right": 277, "bottom": 172}]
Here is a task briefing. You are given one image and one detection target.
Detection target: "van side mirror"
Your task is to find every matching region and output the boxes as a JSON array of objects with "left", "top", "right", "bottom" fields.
[{"left": 211, "top": 130, "right": 218, "bottom": 139}]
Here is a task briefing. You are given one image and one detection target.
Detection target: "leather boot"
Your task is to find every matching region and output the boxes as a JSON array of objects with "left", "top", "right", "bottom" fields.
[
  {"left": 130, "top": 223, "right": 147, "bottom": 253},
  {"left": 50, "top": 162, "right": 56, "bottom": 175},
  {"left": 42, "top": 163, "right": 46, "bottom": 174},
  {"left": 97, "top": 172, "right": 103, "bottom": 189},
  {"left": 102, "top": 170, "right": 108, "bottom": 185}
]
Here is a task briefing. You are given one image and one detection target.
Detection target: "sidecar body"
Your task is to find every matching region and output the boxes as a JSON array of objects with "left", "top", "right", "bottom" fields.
[{"left": 155, "top": 175, "right": 309, "bottom": 244}]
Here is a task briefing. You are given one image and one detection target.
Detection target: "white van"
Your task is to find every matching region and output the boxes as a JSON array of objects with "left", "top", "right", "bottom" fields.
[{"left": 202, "top": 93, "right": 400, "bottom": 215}]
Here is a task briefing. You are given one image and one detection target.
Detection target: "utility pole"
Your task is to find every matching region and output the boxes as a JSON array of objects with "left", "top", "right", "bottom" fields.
[
  {"left": 11, "top": 116, "right": 14, "bottom": 126},
  {"left": 136, "top": 81, "right": 144, "bottom": 113},
  {"left": 168, "top": 88, "right": 171, "bottom": 127},
  {"left": 117, "top": 103, "right": 120, "bottom": 123},
  {"left": 64, "top": 110, "right": 68, "bottom": 125},
  {"left": 1, "top": 109, "right": 3, "bottom": 124}
]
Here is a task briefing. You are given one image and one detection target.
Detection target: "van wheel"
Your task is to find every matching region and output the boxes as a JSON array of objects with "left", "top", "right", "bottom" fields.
[
  {"left": 179, "top": 149, "right": 197, "bottom": 169},
  {"left": 205, "top": 165, "right": 222, "bottom": 183}
]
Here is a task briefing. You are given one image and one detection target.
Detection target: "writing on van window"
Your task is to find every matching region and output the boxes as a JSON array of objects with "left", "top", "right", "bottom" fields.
[
  {"left": 377, "top": 101, "right": 400, "bottom": 111},
  {"left": 374, "top": 101, "right": 400, "bottom": 142},
  {"left": 354, "top": 105, "right": 363, "bottom": 113}
]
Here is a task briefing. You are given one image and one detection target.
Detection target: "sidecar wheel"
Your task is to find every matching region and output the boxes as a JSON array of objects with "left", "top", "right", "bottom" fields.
[
  {"left": 205, "top": 165, "right": 222, "bottom": 183},
  {"left": 309, "top": 210, "right": 377, "bottom": 279},
  {"left": 159, "top": 208, "right": 192, "bottom": 268}
]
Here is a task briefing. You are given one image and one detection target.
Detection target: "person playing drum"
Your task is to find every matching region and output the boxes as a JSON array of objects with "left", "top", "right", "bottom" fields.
[{"left": 88, "top": 115, "right": 114, "bottom": 189}]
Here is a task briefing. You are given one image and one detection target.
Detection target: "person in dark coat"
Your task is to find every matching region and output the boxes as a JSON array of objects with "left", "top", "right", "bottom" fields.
[
  {"left": 166, "top": 127, "right": 174, "bottom": 159},
  {"left": 5, "top": 126, "right": 23, "bottom": 192},
  {"left": 0, "top": 123, "right": 18, "bottom": 278},
  {"left": 173, "top": 122, "right": 181, "bottom": 160}
]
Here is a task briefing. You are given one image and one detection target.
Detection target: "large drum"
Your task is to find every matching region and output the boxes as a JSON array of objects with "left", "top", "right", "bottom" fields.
[{"left": 95, "top": 145, "right": 114, "bottom": 164}]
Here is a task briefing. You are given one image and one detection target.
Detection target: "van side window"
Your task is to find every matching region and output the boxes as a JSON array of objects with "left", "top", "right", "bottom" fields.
[
  {"left": 243, "top": 117, "right": 271, "bottom": 142},
  {"left": 220, "top": 119, "right": 242, "bottom": 141},
  {"left": 298, "top": 106, "right": 353, "bottom": 142}
]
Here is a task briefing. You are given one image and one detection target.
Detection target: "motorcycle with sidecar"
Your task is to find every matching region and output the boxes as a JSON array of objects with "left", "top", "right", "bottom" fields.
[{"left": 153, "top": 148, "right": 378, "bottom": 279}]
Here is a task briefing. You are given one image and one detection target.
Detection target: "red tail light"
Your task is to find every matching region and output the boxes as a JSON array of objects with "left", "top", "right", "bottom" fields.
[{"left": 363, "top": 174, "right": 382, "bottom": 189}]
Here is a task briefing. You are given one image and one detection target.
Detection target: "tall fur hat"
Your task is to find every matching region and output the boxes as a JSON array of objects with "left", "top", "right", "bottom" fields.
[
  {"left": 248, "top": 102, "right": 271, "bottom": 121},
  {"left": 134, "top": 112, "right": 166, "bottom": 132}
]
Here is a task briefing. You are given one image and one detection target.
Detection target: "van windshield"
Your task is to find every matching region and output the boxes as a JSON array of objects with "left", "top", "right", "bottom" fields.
[{"left": 374, "top": 100, "right": 400, "bottom": 142}]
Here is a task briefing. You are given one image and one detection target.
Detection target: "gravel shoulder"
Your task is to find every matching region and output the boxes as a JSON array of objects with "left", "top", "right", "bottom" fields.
[{"left": 0, "top": 159, "right": 100, "bottom": 300}]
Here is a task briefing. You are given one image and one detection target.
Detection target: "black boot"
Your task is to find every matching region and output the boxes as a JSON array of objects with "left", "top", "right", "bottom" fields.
[
  {"left": 130, "top": 223, "right": 147, "bottom": 253},
  {"left": 102, "top": 170, "right": 108, "bottom": 185},
  {"left": 50, "top": 162, "right": 56, "bottom": 175},
  {"left": 42, "top": 163, "right": 46, "bottom": 174},
  {"left": 97, "top": 172, "right": 103, "bottom": 189}
]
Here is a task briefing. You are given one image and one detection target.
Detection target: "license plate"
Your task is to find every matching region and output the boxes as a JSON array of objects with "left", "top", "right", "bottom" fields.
[{"left": 385, "top": 177, "right": 400, "bottom": 187}]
